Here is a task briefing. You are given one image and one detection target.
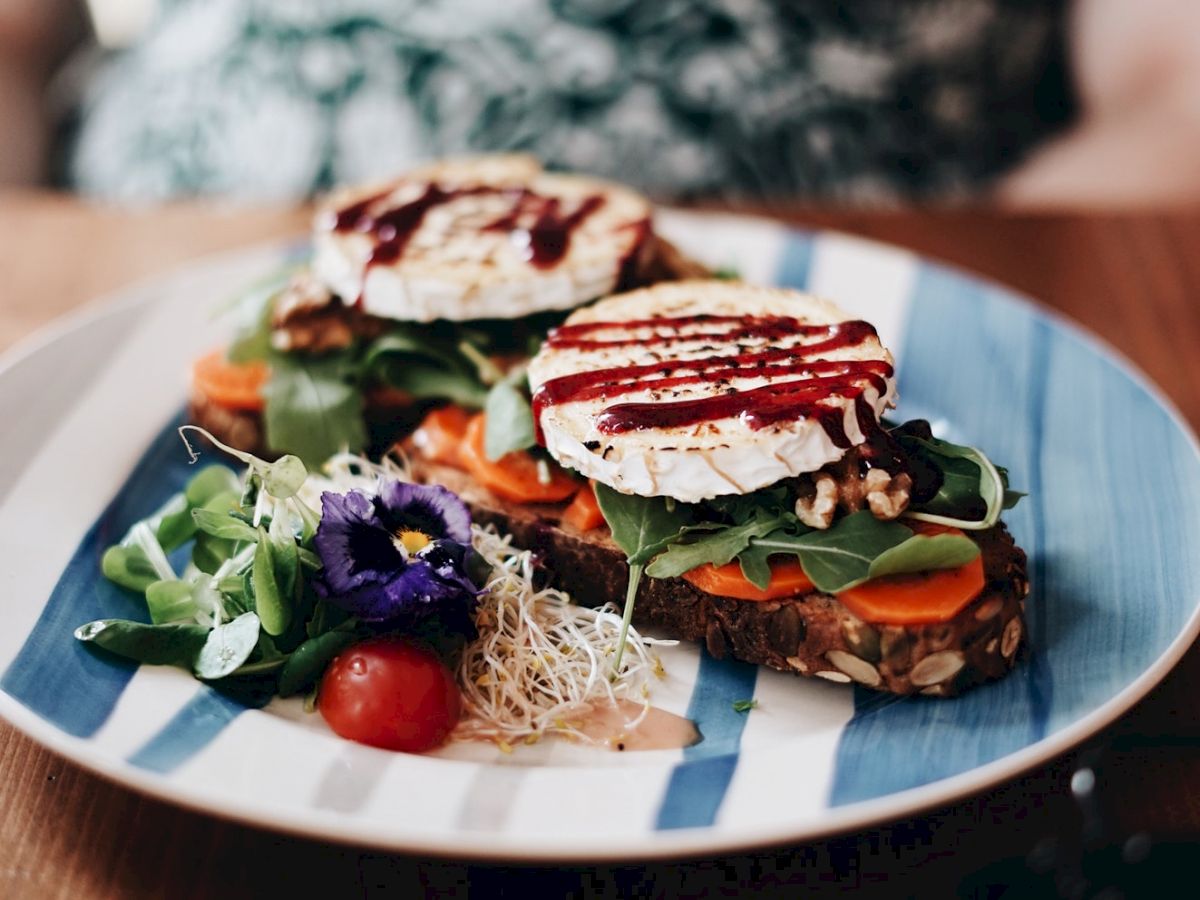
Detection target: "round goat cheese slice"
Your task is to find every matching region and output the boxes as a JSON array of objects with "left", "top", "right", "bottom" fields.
[
  {"left": 526, "top": 281, "right": 897, "bottom": 501},
  {"left": 311, "top": 155, "right": 652, "bottom": 322}
]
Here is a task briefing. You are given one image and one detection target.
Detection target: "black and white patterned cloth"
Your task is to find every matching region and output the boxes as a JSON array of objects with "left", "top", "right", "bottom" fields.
[{"left": 65, "top": 0, "right": 1075, "bottom": 203}]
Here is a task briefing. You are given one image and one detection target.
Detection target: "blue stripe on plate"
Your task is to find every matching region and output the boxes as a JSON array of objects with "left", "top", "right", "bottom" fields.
[
  {"left": 651, "top": 231, "right": 816, "bottom": 830},
  {"left": 0, "top": 413, "right": 195, "bottom": 738},
  {"left": 773, "top": 231, "right": 814, "bottom": 290},
  {"left": 127, "top": 682, "right": 271, "bottom": 774},
  {"left": 829, "top": 261, "right": 1200, "bottom": 805},
  {"left": 654, "top": 653, "right": 758, "bottom": 830}
]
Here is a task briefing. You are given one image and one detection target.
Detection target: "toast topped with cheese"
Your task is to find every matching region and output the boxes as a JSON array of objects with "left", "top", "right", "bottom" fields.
[
  {"left": 189, "top": 155, "right": 706, "bottom": 465},
  {"left": 404, "top": 280, "right": 1029, "bottom": 696}
]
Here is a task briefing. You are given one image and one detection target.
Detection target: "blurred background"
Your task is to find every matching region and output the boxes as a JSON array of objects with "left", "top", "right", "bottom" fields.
[{"left": 4, "top": 0, "right": 1200, "bottom": 208}]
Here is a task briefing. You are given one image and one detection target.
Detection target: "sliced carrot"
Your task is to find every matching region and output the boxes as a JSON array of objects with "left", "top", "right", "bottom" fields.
[
  {"left": 410, "top": 406, "right": 472, "bottom": 469},
  {"left": 682, "top": 557, "right": 814, "bottom": 602},
  {"left": 193, "top": 349, "right": 269, "bottom": 412},
  {"left": 460, "top": 413, "right": 579, "bottom": 504},
  {"left": 837, "top": 524, "right": 984, "bottom": 625},
  {"left": 561, "top": 481, "right": 605, "bottom": 532},
  {"left": 680, "top": 521, "right": 984, "bottom": 623}
]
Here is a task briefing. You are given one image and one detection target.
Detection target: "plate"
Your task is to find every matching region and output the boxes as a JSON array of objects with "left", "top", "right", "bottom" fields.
[{"left": 2, "top": 211, "right": 1199, "bottom": 860}]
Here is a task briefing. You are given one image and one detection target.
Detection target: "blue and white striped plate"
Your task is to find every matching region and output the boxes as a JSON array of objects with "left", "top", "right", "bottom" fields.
[{"left": 2, "top": 212, "right": 1199, "bottom": 859}]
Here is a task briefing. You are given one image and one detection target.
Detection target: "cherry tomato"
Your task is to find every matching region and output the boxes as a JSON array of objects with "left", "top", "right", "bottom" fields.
[{"left": 319, "top": 636, "right": 462, "bottom": 752}]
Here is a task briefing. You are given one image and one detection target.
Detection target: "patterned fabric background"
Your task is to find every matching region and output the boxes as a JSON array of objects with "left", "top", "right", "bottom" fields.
[{"left": 65, "top": 0, "right": 1075, "bottom": 203}]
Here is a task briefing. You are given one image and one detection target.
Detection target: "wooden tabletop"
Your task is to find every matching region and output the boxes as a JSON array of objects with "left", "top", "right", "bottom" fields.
[{"left": 2, "top": 191, "right": 1198, "bottom": 898}]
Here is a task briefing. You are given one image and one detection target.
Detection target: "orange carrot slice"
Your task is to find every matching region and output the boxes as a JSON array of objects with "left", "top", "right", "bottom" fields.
[
  {"left": 193, "top": 349, "right": 269, "bottom": 413},
  {"left": 460, "top": 414, "right": 579, "bottom": 504},
  {"left": 682, "top": 557, "right": 815, "bottom": 602},
  {"left": 837, "top": 524, "right": 985, "bottom": 624},
  {"left": 410, "top": 406, "right": 472, "bottom": 468},
  {"left": 561, "top": 481, "right": 605, "bottom": 532}
]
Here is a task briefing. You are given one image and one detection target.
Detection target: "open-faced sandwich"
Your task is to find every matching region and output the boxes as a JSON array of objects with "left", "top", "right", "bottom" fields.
[
  {"left": 190, "top": 155, "right": 706, "bottom": 466},
  {"left": 405, "top": 280, "right": 1029, "bottom": 697}
]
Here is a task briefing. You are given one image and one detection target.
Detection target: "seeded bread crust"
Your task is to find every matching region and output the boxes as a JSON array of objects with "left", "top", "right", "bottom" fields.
[
  {"left": 189, "top": 234, "right": 707, "bottom": 459},
  {"left": 407, "top": 458, "right": 1030, "bottom": 698}
]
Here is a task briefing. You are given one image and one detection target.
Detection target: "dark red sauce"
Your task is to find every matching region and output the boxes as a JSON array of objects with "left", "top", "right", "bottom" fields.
[
  {"left": 330, "top": 182, "right": 608, "bottom": 275},
  {"left": 534, "top": 312, "right": 899, "bottom": 462}
]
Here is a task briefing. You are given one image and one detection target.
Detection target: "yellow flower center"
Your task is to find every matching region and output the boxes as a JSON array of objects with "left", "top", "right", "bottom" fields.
[{"left": 394, "top": 529, "right": 433, "bottom": 556}]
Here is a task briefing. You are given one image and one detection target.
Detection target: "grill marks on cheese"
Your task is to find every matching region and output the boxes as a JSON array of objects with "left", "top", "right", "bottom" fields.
[
  {"left": 535, "top": 316, "right": 890, "bottom": 437},
  {"left": 526, "top": 283, "right": 898, "bottom": 501}
]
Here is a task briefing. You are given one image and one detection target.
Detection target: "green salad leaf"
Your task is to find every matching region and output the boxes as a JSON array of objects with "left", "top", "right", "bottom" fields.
[
  {"left": 262, "top": 353, "right": 367, "bottom": 467},
  {"left": 896, "top": 431, "right": 1015, "bottom": 530},
  {"left": 195, "top": 612, "right": 262, "bottom": 680},
  {"left": 277, "top": 631, "right": 357, "bottom": 697},
  {"left": 645, "top": 512, "right": 786, "bottom": 580},
  {"left": 74, "top": 619, "right": 210, "bottom": 669},
  {"left": 484, "top": 371, "right": 537, "bottom": 460},
  {"left": 593, "top": 485, "right": 693, "bottom": 565},
  {"left": 866, "top": 530, "right": 981, "bottom": 581},
  {"left": 364, "top": 330, "right": 490, "bottom": 409},
  {"left": 749, "top": 512, "right": 915, "bottom": 594}
]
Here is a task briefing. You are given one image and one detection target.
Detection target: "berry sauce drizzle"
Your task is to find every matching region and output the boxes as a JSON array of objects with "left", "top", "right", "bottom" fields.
[
  {"left": 533, "top": 313, "right": 907, "bottom": 471},
  {"left": 329, "top": 184, "right": 607, "bottom": 273}
]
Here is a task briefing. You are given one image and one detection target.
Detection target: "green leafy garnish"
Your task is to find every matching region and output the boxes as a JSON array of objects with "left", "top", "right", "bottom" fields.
[
  {"left": 594, "top": 485, "right": 693, "bottom": 566},
  {"left": 483, "top": 371, "right": 537, "bottom": 460},
  {"left": 364, "top": 330, "right": 490, "bottom": 408},
  {"left": 644, "top": 512, "right": 785, "bottom": 580},
  {"left": 74, "top": 619, "right": 210, "bottom": 670},
  {"left": 194, "top": 612, "right": 262, "bottom": 679},
  {"left": 896, "top": 431, "right": 1019, "bottom": 530},
  {"left": 277, "top": 631, "right": 357, "bottom": 697},
  {"left": 732, "top": 698, "right": 758, "bottom": 713},
  {"left": 593, "top": 485, "right": 694, "bottom": 671},
  {"left": 80, "top": 429, "right": 349, "bottom": 692},
  {"left": 262, "top": 354, "right": 367, "bottom": 468}
]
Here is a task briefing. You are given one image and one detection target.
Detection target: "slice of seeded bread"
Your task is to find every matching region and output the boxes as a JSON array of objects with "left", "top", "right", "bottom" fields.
[{"left": 407, "top": 457, "right": 1030, "bottom": 698}]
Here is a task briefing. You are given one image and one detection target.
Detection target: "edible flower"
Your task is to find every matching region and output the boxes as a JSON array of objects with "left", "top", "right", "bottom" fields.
[{"left": 314, "top": 481, "right": 478, "bottom": 624}]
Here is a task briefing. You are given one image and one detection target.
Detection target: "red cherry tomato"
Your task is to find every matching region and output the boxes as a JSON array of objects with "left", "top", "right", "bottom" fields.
[{"left": 319, "top": 636, "right": 462, "bottom": 753}]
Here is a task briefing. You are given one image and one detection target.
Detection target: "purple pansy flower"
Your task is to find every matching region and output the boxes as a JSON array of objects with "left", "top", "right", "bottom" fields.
[{"left": 314, "top": 481, "right": 478, "bottom": 623}]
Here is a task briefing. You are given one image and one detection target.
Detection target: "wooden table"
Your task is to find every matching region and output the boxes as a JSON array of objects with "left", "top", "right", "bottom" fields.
[{"left": 2, "top": 191, "right": 1198, "bottom": 897}]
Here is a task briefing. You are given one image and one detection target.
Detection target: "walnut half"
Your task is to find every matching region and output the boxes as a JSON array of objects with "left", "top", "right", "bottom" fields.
[{"left": 793, "top": 466, "right": 913, "bottom": 529}]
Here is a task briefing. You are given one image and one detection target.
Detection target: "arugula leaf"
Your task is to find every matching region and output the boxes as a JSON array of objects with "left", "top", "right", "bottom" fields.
[
  {"left": 365, "top": 330, "right": 489, "bottom": 408},
  {"left": 866, "top": 531, "right": 979, "bottom": 580},
  {"left": 593, "top": 485, "right": 693, "bottom": 565},
  {"left": 732, "top": 698, "right": 758, "bottom": 713},
  {"left": 751, "top": 511, "right": 914, "bottom": 593},
  {"left": 484, "top": 372, "right": 536, "bottom": 460},
  {"left": 262, "top": 353, "right": 367, "bottom": 467},
  {"left": 896, "top": 431, "right": 1017, "bottom": 530},
  {"left": 645, "top": 512, "right": 786, "bottom": 580},
  {"left": 736, "top": 542, "right": 775, "bottom": 590},
  {"left": 74, "top": 619, "right": 209, "bottom": 669},
  {"left": 593, "top": 485, "right": 695, "bottom": 673}
]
